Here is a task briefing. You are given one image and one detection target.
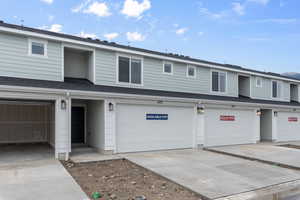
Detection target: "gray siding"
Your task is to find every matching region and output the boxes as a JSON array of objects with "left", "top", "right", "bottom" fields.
[
  {"left": 0, "top": 32, "right": 62, "bottom": 81},
  {"left": 251, "top": 76, "right": 290, "bottom": 102},
  {"left": 95, "top": 50, "right": 238, "bottom": 97}
]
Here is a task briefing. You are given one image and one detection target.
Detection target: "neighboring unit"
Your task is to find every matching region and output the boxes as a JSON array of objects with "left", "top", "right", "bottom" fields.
[{"left": 0, "top": 21, "right": 300, "bottom": 160}]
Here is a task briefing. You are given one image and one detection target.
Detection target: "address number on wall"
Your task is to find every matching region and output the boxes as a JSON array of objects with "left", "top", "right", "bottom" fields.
[{"left": 220, "top": 115, "right": 235, "bottom": 121}]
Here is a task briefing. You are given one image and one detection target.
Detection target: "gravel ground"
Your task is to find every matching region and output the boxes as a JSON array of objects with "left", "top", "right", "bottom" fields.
[{"left": 62, "top": 159, "right": 202, "bottom": 200}]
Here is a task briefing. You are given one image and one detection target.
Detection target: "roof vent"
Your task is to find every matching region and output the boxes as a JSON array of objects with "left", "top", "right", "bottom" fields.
[
  {"left": 110, "top": 42, "right": 116, "bottom": 45},
  {"left": 87, "top": 37, "right": 92, "bottom": 40},
  {"left": 95, "top": 39, "right": 100, "bottom": 41}
]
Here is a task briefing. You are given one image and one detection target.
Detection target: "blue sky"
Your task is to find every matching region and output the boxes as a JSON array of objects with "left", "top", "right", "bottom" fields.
[{"left": 0, "top": 0, "right": 299, "bottom": 73}]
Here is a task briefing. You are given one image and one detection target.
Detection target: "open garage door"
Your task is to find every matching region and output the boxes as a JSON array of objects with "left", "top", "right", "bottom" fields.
[
  {"left": 0, "top": 101, "right": 55, "bottom": 145},
  {"left": 204, "top": 108, "right": 257, "bottom": 147},
  {"left": 116, "top": 103, "right": 194, "bottom": 153},
  {"left": 277, "top": 112, "right": 300, "bottom": 142}
]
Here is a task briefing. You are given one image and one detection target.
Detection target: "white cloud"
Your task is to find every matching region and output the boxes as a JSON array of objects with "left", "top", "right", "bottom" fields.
[
  {"left": 247, "top": 0, "right": 270, "bottom": 5},
  {"left": 126, "top": 32, "right": 145, "bottom": 41},
  {"left": 121, "top": 0, "right": 151, "bottom": 18},
  {"left": 78, "top": 31, "right": 97, "bottom": 39},
  {"left": 280, "top": 0, "right": 285, "bottom": 7},
  {"left": 41, "top": 0, "right": 53, "bottom": 4},
  {"left": 72, "top": 0, "right": 92, "bottom": 13},
  {"left": 103, "top": 32, "right": 119, "bottom": 40},
  {"left": 232, "top": 2, "right": 245, "bottom": 16},
  {"left": 39, "top": 24, "right": 62, "bottom": 32},
  {"left": 256, "top": 18, "right": 298, "bottom": 24},
  {"left": 176, "top": 28, "right": 188, "bottom": 35},
  {"left": 198, "top": 32, "right": 204, "bottom": 36},
  {"left": 49, "top": 24, "right": 62, "bottom": 32},
  {"left": 83, "top": 2, "right": 111, "bottom": 17},
  {"left": 198, "top": 5, "right": 228, "bottom": 19}
]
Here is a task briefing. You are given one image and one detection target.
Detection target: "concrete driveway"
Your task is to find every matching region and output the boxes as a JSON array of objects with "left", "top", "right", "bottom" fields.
[
  {"left": 125, "top": 149, "right": 300, "bottom": 200},
  {"left": 0, "top": 144, "right": 88, "bottom": 200},
  {"left": 208, "top": 143, "right": 300, "bottom": 170}
]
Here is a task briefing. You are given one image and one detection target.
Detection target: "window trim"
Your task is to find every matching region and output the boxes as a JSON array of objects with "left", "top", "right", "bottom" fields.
[
  {"left": 186, "top": 65, "right": 196, "bottom": 78},
  {"left": 162, "top": 61, "right": 173, "bottom": 75},
  {"left": 211, "top": 70, "right": 227, "bottom": 94},
  {"left": 116, "top": 54, "right": 144, "bottom": 86},
  {"left": 271, "top": 80, "right": 282, "bottom": 99},
  {"left": 256, "top": 77, "right": 263, "bottom": 88},
  {"left": 28, "top": 38, "right": 48, "bottom": 58}
]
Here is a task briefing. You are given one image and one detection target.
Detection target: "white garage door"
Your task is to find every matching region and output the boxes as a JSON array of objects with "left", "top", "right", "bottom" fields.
[
  {"left": 116, "top": 104, "right": 194, "bottom": 153},
  {"left": 277, "top": 112, "right": 300, "bottom": 142},
  {"left": 205, "top": 108, "right": 256, "bottom": 147}
]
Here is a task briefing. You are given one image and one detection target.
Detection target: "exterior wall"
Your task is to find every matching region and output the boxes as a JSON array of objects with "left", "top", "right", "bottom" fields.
[
  {"left": 55, "top": 97, "right": 71, "bottom": 160},
  {"left": 238, "top": 76, "right": 250, "bottom": 97},
  {"left": 290, "top": 84, "right": 299, "bottom": 102},
  {"left": 87, "top": 100, "right": 105, "bottom": 151},
  {"left": 95, "top": 50, "right": 238, "bottom": 97},
  {"left": 0, "top": 32, "right": 62, "bottom": 81},
  {"left": 251, "top": 76, "right": 290, "bottom": 102},
  {"left": 64, "top": 50, "right": 88, "bottom": 79},
  {"left": 260, "top": 110, "right": 273, "bottom": 141}
]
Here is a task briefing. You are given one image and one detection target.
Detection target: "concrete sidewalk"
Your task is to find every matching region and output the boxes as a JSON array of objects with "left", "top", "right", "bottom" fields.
[
  {"left": 207, "top": 143, "right": 300, "bottom": 170},
  {"left": 125, "top": 149, "right": 300, "bottom": 199},
  {"left": 0, "top": 159, "right": 89, "bottom": 200}
]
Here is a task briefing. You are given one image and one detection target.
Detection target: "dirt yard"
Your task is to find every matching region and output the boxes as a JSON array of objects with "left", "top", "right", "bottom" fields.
[{"left": 62, "top": 159, "right": 202, "bottom": 200}]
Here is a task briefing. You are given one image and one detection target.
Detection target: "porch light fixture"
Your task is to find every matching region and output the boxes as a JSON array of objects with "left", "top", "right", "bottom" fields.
[
  {"left": 61, "top": 100, "right": 67, "bottom": 110},
  {"left": 274, "top": 111, "right": 278, "bottom": 117},
  {"left": 108, "top": 102, "right": 114, "bottom": 111},
  {"left": 197, "top": 105, "right": 205, "bottom": 114},
  {"left": 256, "top": 110, "right": 262, "bottom": 116}
]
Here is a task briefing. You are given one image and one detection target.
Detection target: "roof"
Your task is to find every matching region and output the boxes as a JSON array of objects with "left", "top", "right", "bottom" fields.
[
  {"left": 0, "top": 76, "right": 299, "bottom": 107},
  {"left": 0, "top": 21, "right": 299, "bottom": 83}
]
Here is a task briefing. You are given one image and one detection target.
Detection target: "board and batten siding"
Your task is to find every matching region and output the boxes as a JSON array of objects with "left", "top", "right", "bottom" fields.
[
  {"left": 95, "top": 49, "right": 238, "bottom": 97},
  {"left": 250, "top": 76, "right": 290, "bottom": 102},
  {"left": 0, "top": 32, "right": 62, "bottom": 81}
]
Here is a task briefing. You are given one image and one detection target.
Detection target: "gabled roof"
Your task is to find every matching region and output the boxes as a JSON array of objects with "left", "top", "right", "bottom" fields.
[
  {"left": 0, "top": 21, "right": 299, "bottom": 83},
  {"left": 0, "top": 76, "right": 299, "bottom": 107}
]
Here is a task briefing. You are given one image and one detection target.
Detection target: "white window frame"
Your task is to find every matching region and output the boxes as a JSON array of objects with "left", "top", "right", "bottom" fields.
[
  {"left": 116, "top": 54, "right": 144, "bottom": 86},
  {"left": 271, "top": 80, "right": 282, "bottom": 99},
  {"left": 162, "top": 61, "right": 173, "bottom": 75},
  {"left": 28, "top": 38, "right": 48, "bottom": 58},
  {"left": 186, "top": 65, "right": 196, "bottom": 78},
  {"left": 256, "top": 77, "right": 263, "bottom": 88},
  {"left": 211, "top": 70, "right": 227, "bottom": 93}
]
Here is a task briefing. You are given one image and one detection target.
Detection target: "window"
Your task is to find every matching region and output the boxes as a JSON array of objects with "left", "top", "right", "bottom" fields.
[
  {"left": 212, "top": 71, "right": 226, "bottom": 93},
  {"left": 272, "top": 80, "right": 281, "bottom": 98},
  {"left": 163, "top": 62, "right": 173, "bottom": 74},
  {"left": 187, "top": 65, "right": 196, "bottom": 78},
  {"left": 118, "top": 56, "right": 142, "bottom": 85},
  {"left": 256, "top": 77, "right": 262, "bottom": 87},
  {"left": 28, "top": 39, "right": 47, "bottom": 57}
]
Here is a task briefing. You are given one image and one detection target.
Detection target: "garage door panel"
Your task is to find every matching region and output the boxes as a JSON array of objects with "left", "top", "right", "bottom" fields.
[
  {"left": 205, "top": 108, "right": 256, "bottom": 147},
  {"left": 0, "top": 104, "right": 51, "bottom": 143},
  {"left": 277, "top": 112, "right": 300, "bottom": 142},
  {"left": 116, "top": 104, "right": 194, "bottom": 153}
]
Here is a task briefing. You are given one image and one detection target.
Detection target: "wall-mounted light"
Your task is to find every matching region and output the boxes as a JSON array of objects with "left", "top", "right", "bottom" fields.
[
  {"left": 61, "top": 100, "right": 67, "bottom": 110},
  {"left": 108, "top": 102, "right": 114, "bottom": 111},
  {"left": 256, "top": 110, "right": 262, "bottom": 116},
  {"left": 157, "top": 100, "right": 163, "bottom": 104},
  {"left": 274, "top": 111, "right": 278, "bottom": 117},
  {"left": 197, "top": 104, "right": 205, "bottom": 114},
  {"left": 293, "top": 109, "right": 297, "bottom": 112}
]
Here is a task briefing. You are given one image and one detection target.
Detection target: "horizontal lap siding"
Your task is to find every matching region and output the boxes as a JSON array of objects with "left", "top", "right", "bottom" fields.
[
  {"left": 251, "top": 76, "right": 290, "bottom": 102},
  {"left": 0, "top": 32, "right": 62, "bottom": 81},
  {"left": 95, "top": 50, "right": 238, "bottom": 97}
]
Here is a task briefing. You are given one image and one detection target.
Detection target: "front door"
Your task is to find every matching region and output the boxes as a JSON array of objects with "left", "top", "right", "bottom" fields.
[{"left": 71, "top": 107, "right": 85, "bottom": 144}]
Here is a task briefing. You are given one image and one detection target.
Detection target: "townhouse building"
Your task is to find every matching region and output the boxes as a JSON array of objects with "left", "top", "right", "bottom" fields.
[{"left": 0, "top": 21, "right": 299, "bottom": 160}]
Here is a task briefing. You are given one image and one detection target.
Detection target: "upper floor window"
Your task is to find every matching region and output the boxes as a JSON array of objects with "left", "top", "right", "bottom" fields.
[
  {"left": 212, "top": 71, "right": 226, "bottom": 93},
  {"left": 163, "top": 62, "right": 173, "bottom": 75},
  {"left": 256, "top": 77, "right": 262, "bottom": 87},
  {"left": 187, "top": 65, "right": 196, "bottom": 78},
  {"left": 118, "top": 56, "right": 142, "bottom": 85},
  {"left": 28, "top": 39, "right": 47, "bottom": 57},
  {"left": 272, "top": 80, "right": 281, "bottom": 98}
]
